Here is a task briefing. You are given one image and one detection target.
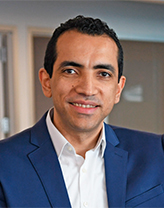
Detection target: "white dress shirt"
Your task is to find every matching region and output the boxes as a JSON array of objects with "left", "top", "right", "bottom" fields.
[{"left": 46, "top": 108, "right": 108, "bottom": 208}]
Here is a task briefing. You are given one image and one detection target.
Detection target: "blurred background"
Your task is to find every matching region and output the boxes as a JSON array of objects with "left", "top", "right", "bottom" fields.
[{"left": 0, "top": 0, "right": 164, "bottom": 139}]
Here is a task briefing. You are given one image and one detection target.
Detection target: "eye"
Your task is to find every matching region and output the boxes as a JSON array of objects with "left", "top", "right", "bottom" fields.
[
  {"left": 99, "top": 71, "right": 111, "bottom": 77},
  {"left": 63, "top": 69, "right": 76, "bottom": 74}
]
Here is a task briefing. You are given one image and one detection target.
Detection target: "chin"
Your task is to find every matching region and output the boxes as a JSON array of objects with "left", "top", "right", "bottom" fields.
[{"left": 71, "top": 121, "right": 103, "bottom": 133}]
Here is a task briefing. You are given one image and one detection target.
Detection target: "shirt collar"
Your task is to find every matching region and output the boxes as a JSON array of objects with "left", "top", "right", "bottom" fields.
[
  {"left": 46, "top": 108, "right": 106, "bottom": 158},
  {"left": 94, "top": 124, "right": 106, "bottom": 158},
  {"left": 46, "top": 108, "right": 68, "bottom": 158}
]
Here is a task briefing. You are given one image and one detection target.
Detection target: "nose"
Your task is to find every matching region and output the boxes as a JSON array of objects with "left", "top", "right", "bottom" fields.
[{"left": 74, "top": 72, "right": 98, "bottom": 96}]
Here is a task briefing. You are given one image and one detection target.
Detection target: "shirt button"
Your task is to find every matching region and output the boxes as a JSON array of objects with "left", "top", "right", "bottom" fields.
[
  {"left": 82, "top": 168, "right": 87, "bottom": 173},
  {"left": 67, "top": 146, "right": 72, "bottom": 152},
  {"left": 83, "top": 202, "right": 88, "bottom": 207}
]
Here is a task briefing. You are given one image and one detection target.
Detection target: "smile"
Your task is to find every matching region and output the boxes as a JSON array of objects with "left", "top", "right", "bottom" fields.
[{"left": 72, "top": 103, "right": 96, "bottom": 108}]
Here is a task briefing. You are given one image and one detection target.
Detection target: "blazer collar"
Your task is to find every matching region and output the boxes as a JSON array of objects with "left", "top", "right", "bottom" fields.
[
  {"left": 28, "top": 113, "right": 71, "bottom": 208},
  {"left": 104, "top": 123, "right": 128, "bottom": 208},
  {"left": 29, "top": 112, "right": 49, "bottom": 147}
]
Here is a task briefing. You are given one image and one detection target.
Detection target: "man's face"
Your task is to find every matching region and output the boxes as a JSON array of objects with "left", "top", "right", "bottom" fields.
[{"left": 40, "top": 30, "right": 125, "bottom": 135}]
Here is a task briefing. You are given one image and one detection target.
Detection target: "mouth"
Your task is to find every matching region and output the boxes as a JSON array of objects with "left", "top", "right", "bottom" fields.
[{"left": 71, "top": 103, "right": 97, "bottom": 108}]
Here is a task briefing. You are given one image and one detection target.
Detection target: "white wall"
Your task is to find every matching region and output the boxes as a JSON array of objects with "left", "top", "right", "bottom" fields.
[{"left": 0, "top": 1, "right": 164, "bottom": 132}]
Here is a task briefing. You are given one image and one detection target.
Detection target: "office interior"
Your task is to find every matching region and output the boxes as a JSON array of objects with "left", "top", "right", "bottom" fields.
[{"left": 0, "top": 0, "right": 164, "bottom": 140}]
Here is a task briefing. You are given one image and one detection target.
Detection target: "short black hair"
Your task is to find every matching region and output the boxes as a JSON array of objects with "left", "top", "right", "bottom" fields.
[{"left": 44, "top": 15, "right": 123, "bottom": 81}]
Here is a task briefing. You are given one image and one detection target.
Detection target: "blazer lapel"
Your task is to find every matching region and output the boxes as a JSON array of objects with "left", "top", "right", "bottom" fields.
[
  {"left": 104, "top": 124, "right": 128, "bottom": 208},
  {"left": 28, "top": 114, "right": 71, "bottom": 208}
]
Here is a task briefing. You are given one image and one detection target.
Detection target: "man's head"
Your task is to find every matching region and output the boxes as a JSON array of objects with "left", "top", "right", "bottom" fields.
[
  {"left": 39, "top": 15, "right": 126, "bottom": 137},
  {"left": 44, "top": 15, "right": 123, "bottom": 82}
]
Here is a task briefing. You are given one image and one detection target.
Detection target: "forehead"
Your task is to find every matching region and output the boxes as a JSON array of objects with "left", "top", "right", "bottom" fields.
[
  {"left": 55, "top": 30, "right": 119, "bottom": 76},
  {"left": 56, "top": 30, "right": 118, "bottom": 55}
]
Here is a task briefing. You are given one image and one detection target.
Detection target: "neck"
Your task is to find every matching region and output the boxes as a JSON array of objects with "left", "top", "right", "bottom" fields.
[
  {"left": 53, "top": 119, "right": 103, "bottom": 158},
  {"left": 66, "top": 129, "right": 102, "bottom": 158}
]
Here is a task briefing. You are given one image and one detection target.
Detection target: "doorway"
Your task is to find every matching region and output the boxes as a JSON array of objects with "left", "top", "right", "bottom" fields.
[
  {"left": 109, "top": 40, "right": 164, "bottom": 134},
  {"left": 0, "top": 30, "right": 15, "bottom": 140},
  {"left": 33, "top": 36, "right": 52, "bottom": 122}
]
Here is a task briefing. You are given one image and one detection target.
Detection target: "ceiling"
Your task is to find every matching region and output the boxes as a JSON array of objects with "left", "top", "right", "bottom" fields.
[{"left": 126, "top": 0, "right": 164, "bottom": 4}]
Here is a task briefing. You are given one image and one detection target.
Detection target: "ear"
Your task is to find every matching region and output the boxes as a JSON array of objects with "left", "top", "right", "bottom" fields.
[
  {"left": 39, "top": 68, "right": 52, "bottom": 98},
  {"left": 115, "top": 76, "right": 126, "bottom": 104}
]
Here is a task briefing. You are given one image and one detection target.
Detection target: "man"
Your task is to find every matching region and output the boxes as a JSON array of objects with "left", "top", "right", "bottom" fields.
[{"left": 0, "top": 15, "right": 164, "bottom": 208}]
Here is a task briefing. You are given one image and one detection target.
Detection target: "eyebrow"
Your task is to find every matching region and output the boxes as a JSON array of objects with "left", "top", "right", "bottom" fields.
[
  {"left": 93, "top": 64, "right": 116, "bottom": 75},
  {"left": 59, "top": 61, "right": 83, "bottom": 69},
  {"left": 59, "top": 61, "right": 116, "bottom": 74}
]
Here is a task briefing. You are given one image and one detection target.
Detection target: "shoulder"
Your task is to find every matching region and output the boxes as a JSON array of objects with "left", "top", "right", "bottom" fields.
[
  {"left": 0, "top": 128, "right": 33, "bottom": 176},
  {"left": 108, "top": 124, "right": 164, "bottom": 153},
  {"left": 110, "top": 125, "right": 162, "bottom": 140},
  {"left": 0, "top": 112, "right": 48, "bottom": 152},
  {"left": 106, "top": 125, "right": 164, "bottom": 175},
  {"left": 0, "top": 128, "right": 31, "bottom": 154}
]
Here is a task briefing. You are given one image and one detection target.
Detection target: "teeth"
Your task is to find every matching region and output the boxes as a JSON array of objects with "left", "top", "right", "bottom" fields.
[{"left": 72, "top": 103, "right": 96, "bottom": 108}]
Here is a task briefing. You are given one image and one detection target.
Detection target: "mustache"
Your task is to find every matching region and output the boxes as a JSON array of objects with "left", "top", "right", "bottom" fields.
[{"left": 67, "top": 95, "right": 102, "bottom": 106}]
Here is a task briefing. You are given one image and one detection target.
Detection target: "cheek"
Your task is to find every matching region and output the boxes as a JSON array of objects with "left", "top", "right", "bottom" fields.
[
  {"left": 51, "top": 80, "right": 71, "bottom": 102},
  {"left": 102, "top": 85, "right": 118, "bottom": 106}
]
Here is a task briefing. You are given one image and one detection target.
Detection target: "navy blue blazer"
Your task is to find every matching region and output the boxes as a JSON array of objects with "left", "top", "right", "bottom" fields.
[{"left": 0, "top": 113, "right": 164, "bottom": 207}]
